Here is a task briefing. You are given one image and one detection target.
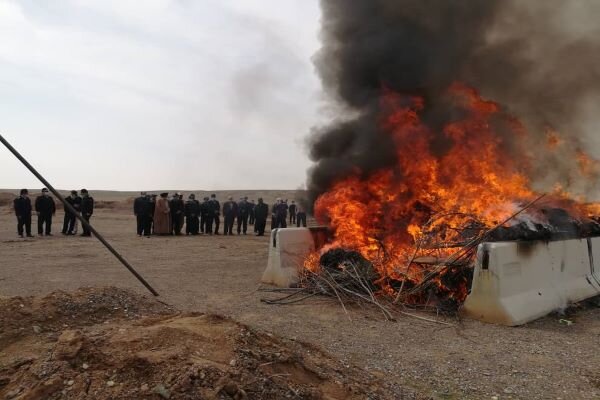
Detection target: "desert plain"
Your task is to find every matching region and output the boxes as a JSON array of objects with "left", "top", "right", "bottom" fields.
[{"left": 0, "top": 189, "right": 599, "bottom": 399}]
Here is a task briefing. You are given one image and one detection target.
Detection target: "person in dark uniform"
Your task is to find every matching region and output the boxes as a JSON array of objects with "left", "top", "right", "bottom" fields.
[
  {"left": 237, "top": 196, "right": 250, "bottom": 235},
  {"left": 178, "top": 194, "right": 185, "bottom": 232},
  {"left": 274, "top": 199, "right": 288, "bottom": 229},
  {"left": 170, "top": 193, "right": 185, "bottom": 235},
  {"left": 185, "top": 194, "right": 201, "bottom": 235},
  {"left": 222, "top": 196, "right": 238, "bottom": 235},
  {"left": 271, "top": 198, "right": 280, "bottom": 230},
  {"left": 133, "top": 192, "right": 144, "bottom": 235},
  {"left": 254, "top": 198, "right": 269, "bottom": 236},
  {"left": 134, "top": 192, "right": 152, "bottom": 237},
  {"left": 248, "top": 200, "right": 256, "bottom": 226},
  {"left": 35, "top": 188, "right": 56, "bottom": 236},
  {"left": 62, "top": 190, "right": 81, "bottom": 235},
  {"left": 296, "top": 207, "right": 307, "bottom": 227},
  {"left": 282, "top": 200, "right": 289, "bottom": 227},
  {"left": 14, "top": 189, "right": 33, "bottom": 238},
  {"left": 204, "top": 198, "right": 214, "bottom": 234},
  {"left": 80, "top": 189, "right": 94, "bottom": 237},
  {"left": 149, "top": 194, "right": 157, "bottom": 234},
  {"left": 209, "top": 194, "right": 221, "bottom": 235},
  {"left": 289, "top": 200, "right": 297, "bottom": 225},
  {"left": 200, "top": 196, "right": 210, "bottom": 234}
]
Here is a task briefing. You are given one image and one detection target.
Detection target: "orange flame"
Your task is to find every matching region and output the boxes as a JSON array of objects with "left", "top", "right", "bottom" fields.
[{"left": 308, "top": 83, "right": 600, "bottom": 303}]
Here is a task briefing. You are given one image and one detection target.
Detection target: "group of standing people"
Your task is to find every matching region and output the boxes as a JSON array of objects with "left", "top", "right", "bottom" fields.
[
  {"left": 12, "top": 188, "right": 94, "bottom": 238},
  {"left": 270, "top": 198, "right": 307, "bottom": 230},
  {"left": 133, "top": 193, "right": 301, "bottom": 238},
  {"left": 12, "top": 189, "right": 307, "bottom": 239},
  {"left": 134, "top": 192, "right": 227, "bottom": 237},
  {"left": 62, "top": 190, "right": 95, "bottom": 236}
]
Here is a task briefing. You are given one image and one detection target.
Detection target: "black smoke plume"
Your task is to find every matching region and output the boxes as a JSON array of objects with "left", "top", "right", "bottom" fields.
[{"left": 307, "top": 0, "right": 600, "bottom": 207}]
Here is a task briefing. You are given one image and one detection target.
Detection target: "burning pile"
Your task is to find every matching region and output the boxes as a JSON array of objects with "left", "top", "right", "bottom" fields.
[
  {"left": 305, "top": 85, "right": 600, "bottom": 310},
  {"left": 299, "top": 1, "right": 600, "bottom": 313}
]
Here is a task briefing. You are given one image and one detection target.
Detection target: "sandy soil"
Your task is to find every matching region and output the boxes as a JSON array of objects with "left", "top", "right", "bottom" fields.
[
  {"left": 0, "top": 195, "right": 599, "bottom": 399},
  {"left": 0, "top": 288, "right": 400, "bottom": 399}
]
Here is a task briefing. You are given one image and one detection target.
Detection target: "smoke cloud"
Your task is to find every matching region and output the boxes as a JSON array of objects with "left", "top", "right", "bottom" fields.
[{"left": 307, "top": 0, "right": 600, "bottom": 206}]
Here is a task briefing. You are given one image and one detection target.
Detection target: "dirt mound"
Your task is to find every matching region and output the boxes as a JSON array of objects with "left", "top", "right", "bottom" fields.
[{"left": 0, "top": 288, "right": 404, "bottom": 399}]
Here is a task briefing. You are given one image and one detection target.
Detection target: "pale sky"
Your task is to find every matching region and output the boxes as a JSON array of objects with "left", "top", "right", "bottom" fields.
[{"left": 0, "top": 0, "right": 322, "bottom": 190}]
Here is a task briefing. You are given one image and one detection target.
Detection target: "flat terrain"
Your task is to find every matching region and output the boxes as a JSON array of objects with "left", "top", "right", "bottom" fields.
[{"left": 1, "top": 192, "right": 599, "bottom": 399}]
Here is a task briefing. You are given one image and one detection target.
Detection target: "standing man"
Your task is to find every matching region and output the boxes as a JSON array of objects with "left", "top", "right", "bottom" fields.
[
  {"left": 289, "top": 200, "right": 297, "bottom": 225},
  {"left": 274, "top": 199, "right": 288, "bottom": 229},
  {"left": 62, "top": 190, "right": 81, "bottom": 235},
  {"left": 134, "top": 192, "right": 152, "bottom": 237},
  {"left": 149, "top": 194, "right": 157, "bottom": 234},
  {"left": 209, "top": 194, "right": 221, "bottom": 235},
  {"left": 296, "top": 207, "right": 307, "bottom": 227},
  {"left": 14, "top": 189, "right": 33, "bottom": 238},
  {"left": 222, "top": 196, "right": 238, "bottom": 236},
  {"left": 271, "top": 198, "right": 280, "bottom": 230},
  {"left": 248, "top": 200, "right": 256, "bottom": 226},
  {"left": 200, "top": 196, "right": 210, "bottom": 234},
  {"left": 237, "top": 196, "right": 250, "bottom": 235},
  {"left": 178, "top": 194, "right": 185, "bottom": 232},
  {"left": 170, "top": 193, "right": 185, "bottom": 235},
  {"left": 204, "top": 197, "right": 214, "bottom": 235},
  {"left": 185, "top": 194, "right": 201, "bottom": 235},
  {"left": 35, "top": 188, "right": 56, "bottom": 236},
  {"left": 282, "top": 200, "right": 289, "bottom": 227},
  {"left": 254, "top": 198, "right": 269, "bottom": 236},
  {"left": 154, "top": 193, "right": 171, "bottom": 235},
  {"left": 80, "top": 189, "right": 94, "bottom": 237},
  {"left": 133, "top": 192, "right": 144, "bottom": 236}
]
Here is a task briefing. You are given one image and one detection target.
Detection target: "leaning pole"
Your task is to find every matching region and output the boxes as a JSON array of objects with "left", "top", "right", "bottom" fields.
[{"left": 0, "top": 133, "right": 159, "bottom": 297}]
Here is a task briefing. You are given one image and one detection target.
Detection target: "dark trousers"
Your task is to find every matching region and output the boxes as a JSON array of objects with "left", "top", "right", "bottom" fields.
[
  {"left": 82, "top": 214, "right": 92, "bottom": 236},
  {"left": 62, "top": 213, "right": 76, "bottom": 234},
  {"left": 255, "top": 218, "right": 267, "bottom": 236},
  {"left": 237, "top": 214, "right": 248, "bottom": 234},
  {"left": 205, "top": 215, "right": 213, "bottom": 234},
  {"left": 200, "top": 214, "right": 206, "bottom": 233},
  {"left": 17, "top": 215, "right": 32, "bottom": 236},
  {"left": 297, "top": 214, "right": 307, "bottom": 227},
  {"left": 137, "top": 215, "right": 151, "bottom": 236},
  {"left": 186, "top": 216, "right": 199, "bottom": 234},
  {"left": 224, "top": 215, "right": 235, "bottom": 235},
  {"left": 38, "top": 213, "right": 53, "bottom": 235},
  {"left": 214, "top": 215, "right": 220, "bottom": 234},
  {"left": 249, "top": 213, "right": 255, "bottom": 225},
  {"left": 289, "top": 213, "right": 296, "bottom": 225},
  {"left": 275, "top": 216, "right": 287, "bottom": 229},
  {"left": 172, "top": 213, "right": 183, "bottom": 235}
]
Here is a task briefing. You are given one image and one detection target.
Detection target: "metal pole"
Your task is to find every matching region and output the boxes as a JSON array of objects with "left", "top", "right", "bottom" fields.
[{"left": 0, "top": 133, "right": 159, "bottom": 297}]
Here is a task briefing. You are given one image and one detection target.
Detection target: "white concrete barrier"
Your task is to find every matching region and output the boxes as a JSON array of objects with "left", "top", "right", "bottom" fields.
[
  {"left": 587, "top": 237, "right": 600, "bottom": 291},
  {"left": 262, "top": 228, "right": 315, "bottom": 287},
  {"left": 463, "top": 238, "right": 600, "bottom": 326}
]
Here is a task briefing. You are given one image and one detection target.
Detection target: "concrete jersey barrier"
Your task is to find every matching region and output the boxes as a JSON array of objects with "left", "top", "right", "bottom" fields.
[
  {"left": 463, "top": 238, "right": 600, "bottom": 326},
  {"left": 262, "top": 228, "right": 315, "bottom": 287}
]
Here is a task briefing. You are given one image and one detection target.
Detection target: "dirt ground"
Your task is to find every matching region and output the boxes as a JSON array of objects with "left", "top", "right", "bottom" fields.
[
  {"left": 1, "top": 193, "right": 599, "bottom": 399},
  {"left": 0, "top": 287, "right": 400, "bottom": 399}
]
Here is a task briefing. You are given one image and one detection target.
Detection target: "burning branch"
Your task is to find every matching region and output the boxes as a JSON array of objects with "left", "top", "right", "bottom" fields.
[{"left": 403, "top": 193, "right": 548, "bottom": 299}]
